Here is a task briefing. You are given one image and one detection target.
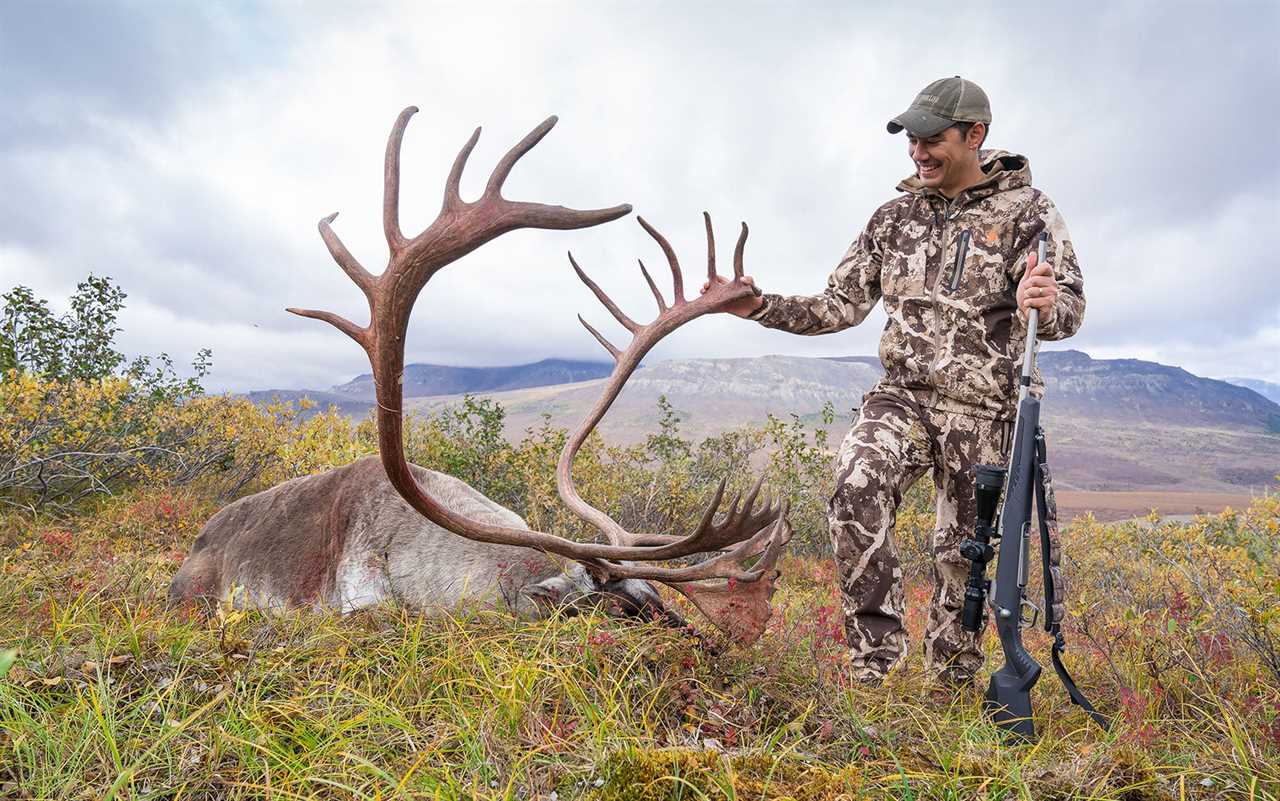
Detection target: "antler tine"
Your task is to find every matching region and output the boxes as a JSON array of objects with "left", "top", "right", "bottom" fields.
[
  {"left": 569, "top": 252, "right": 639, "bottom": 334},
  {"left": 443, "top": 127, "right": 482, "bottom": 212},
  {"left": 638, "top": 260, "right": 667, "bottom": 312},
  {"left": 703, "top": 211, "right": 717, "bottom": 285},
  {"left": 383, "top": 106, "right": 417, "bottom": 252},
  {"left": 733, "top": 222, "right": 749, "bottom": 280},
  {"left": 740, "top": 473, "right": 765, "bottom": 518},
  {"left": 692, "top": 476, "right": 728, "bottom": 536},
  {"left": 317, "top": 213, "right": 375, "bottom": 298},
  {"left": 723, "top": 490, "right": 742, "bottom": 524},
  {"left": 699, "top": 506, "right": 785, "bottom": 573},
  {"left": 286, "top": 307, "right": 368, "bottom": 350},
  {"left": 636, "top": 216, "right": 684, "bottom": 304},
  {"left": 577, "top": 314, "right": 621, "bottom": 361},
  {"left": 502, "top": 200, "right": 634, "bottom": 231},
  {"left": 666, "top": 474, "right": 787, "bottom": 556},
  {"left": 478, "top": 118, "right": 632, "bottom": 230},
  {"left": 593, "top": 502, "right": 790, "bottom": 584},
  {"left": 485, "top": 116, "right": 557, "bottom": 199}
]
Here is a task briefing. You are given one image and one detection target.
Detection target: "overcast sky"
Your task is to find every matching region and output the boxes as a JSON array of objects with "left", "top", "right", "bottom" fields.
[{"left": 2, "top": 0, "right": 1277, "bottom": 392}]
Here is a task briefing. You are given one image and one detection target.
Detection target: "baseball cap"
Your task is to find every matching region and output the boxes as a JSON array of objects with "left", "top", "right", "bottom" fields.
[{"left": 887, "top": 76, "right": 991, "bottom": 137}]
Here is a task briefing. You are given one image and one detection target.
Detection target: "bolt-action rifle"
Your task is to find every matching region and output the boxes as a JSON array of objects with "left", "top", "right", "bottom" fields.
[{"left": 960, "top": 232, "right": 1109, "bottom": 740}]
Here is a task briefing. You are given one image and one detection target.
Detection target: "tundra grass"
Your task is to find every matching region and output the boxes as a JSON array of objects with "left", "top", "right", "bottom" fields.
[{"left": 0, "top": 488, "right": 1277, "bottom": 800}]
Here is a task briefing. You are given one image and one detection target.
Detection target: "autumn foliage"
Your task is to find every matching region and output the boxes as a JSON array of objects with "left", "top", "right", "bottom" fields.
[{"left": 0, "top": 278, "right": 1277, "bottom": 798}]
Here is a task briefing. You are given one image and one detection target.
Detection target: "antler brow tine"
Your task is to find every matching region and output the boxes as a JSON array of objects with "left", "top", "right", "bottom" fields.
[{"left": 286, "top": 307, "right": 367, "bottom": 349}]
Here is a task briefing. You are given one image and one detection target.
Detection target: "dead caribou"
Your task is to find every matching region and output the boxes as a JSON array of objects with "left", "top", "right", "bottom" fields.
[{"left": 168, "top": 108, "right": 792, "bottom": 644}]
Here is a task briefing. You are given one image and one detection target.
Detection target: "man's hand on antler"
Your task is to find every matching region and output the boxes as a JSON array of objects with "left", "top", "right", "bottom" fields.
[{"left": 702, "top": 274, "right": 764, "bottom": 318}]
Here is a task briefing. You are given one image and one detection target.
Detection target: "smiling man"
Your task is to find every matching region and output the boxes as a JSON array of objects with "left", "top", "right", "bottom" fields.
[{"left": 705, "top": 76, "right": 1085, "bottom": 688}]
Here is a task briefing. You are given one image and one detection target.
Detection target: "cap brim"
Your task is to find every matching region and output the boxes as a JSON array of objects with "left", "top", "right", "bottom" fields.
[{"left": 886, "top": 108, "right": 953, "bottom": 137}]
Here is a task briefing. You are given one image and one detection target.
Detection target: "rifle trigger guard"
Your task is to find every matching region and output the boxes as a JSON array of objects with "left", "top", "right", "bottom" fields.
[{"left": 1020, "top": 598, "right": 1041, "bottom": 630}]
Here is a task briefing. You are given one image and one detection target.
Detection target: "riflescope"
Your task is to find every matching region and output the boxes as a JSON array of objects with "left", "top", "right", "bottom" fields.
[{"left": 960, "top": 463, "right": 1006, "bottom": 632}]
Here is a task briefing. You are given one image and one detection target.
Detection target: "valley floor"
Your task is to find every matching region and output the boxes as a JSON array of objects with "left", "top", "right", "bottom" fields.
[{"left": 1057, "top": 490, "right": 1262, "bottom": 523}]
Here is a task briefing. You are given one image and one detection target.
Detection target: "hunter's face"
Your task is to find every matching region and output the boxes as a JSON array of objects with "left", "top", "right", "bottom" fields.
[{"left": 906, "top": 126, "right": 970, "bottom": 190}]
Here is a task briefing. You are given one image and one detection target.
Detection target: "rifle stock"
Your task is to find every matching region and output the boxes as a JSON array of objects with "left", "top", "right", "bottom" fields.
[
  {"left": 984, "top": 393, "right": 1043, "bottom": 740},
  {"left": 973, "top": 231, "right": 1108, "bottom": 741}
]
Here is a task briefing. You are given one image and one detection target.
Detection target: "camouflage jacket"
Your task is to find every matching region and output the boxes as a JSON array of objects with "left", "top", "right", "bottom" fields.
[{"left": 749, "top": 150, "right": 1084, "bottom": 420}]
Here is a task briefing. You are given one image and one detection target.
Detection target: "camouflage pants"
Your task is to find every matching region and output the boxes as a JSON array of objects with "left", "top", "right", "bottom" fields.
[{"left": 829, "top": 390, "right": 1014, "bottom": 684}]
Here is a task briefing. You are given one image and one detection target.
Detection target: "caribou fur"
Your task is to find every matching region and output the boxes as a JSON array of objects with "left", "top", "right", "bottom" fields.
[{"left": 168, "top": 457, "right": 677, "bottom": 624}]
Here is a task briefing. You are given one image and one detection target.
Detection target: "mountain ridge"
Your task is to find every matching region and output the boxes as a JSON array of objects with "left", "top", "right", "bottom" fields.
[
  {"left": 1223, "top": 376, "right": 1280, "bottom": 405},
  {"left": 248, "top": 350, "right": 1280, "bottom": 493},
  {"left": 331, "top": 357, "right": 616, "bottom": 400}
]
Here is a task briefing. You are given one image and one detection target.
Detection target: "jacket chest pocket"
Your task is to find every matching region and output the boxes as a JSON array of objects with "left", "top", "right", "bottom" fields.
[
  {"left": 945, "top": 228, "right": 1010, "bottom": 300},
  {"left": 945, "top": 230, "right": 972, "bottom": 292}
]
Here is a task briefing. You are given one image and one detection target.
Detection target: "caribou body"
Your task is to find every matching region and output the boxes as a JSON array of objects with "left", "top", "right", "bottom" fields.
[{"left": 168, "top": 457, "right": 672, "bottom": 622}]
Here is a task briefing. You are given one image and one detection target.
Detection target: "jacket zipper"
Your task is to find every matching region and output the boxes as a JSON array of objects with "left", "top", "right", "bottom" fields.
[
  {"left": 926, "top": 202, "right": 948, "bottom": 397},
  {"left": 926, "top": 202, "right": 966, "bottom": 395},
  {"left": 948, "top": 229, "right": 971, "bottom": 292}
]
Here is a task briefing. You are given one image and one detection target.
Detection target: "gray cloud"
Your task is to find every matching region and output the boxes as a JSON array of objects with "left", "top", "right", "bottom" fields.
[
  {"left": 1, "top": 1, "right": 287, "bottom": 152},
  {"left": 1, "top": 0, "right": 1276, "bottom": 393}
]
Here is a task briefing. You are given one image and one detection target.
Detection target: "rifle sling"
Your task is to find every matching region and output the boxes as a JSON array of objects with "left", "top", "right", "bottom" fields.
[{"left": 1033, "top": 429, "right": 1110, "bottom": 732}]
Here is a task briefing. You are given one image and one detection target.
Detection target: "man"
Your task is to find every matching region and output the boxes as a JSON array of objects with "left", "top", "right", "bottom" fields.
[{"left": 705, "top": 76, "right": 1084, "bottom": 687}]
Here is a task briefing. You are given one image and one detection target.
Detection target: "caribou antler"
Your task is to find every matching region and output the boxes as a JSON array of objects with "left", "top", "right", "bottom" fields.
[
  {"left": 562, "top": 212, "right": 772, "bottom": 553},
  {"left": 562, "top": 213, "right": 791, "bottom": 641},
  {"left": 290, "top": 107, "right": 791, "bottom": 644}
]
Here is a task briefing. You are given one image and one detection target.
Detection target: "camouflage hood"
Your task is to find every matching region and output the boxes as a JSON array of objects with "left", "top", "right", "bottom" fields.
[
  {"left": 897, "top": 149, "right": 1031, "bottom": 200},
  {"left": 750, "top": 149, "right": 1084, "bottom": 420}
]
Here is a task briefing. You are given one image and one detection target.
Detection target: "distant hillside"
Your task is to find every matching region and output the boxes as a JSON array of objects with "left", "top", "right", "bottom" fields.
[
  {"left": 406, "top": 355, "right": 884, "bottom": 444},
  {"left": 332, "top": 358, "right": 614, "bottom": 400},
  {"left": 1040, "top": 350, "right": 1280, "bottom": 432},
  {"left": 1224, "top": 376, "right": 1280, "bottom": 405},
  {"left": 244, "top": 389, "right": 373, "bottom": 418},
  {"left": 1031, "top": 352, "right": 1280, "bottom": 491},
  {"left": 249, "top": 351, "right": 1280, "bottom": 493}
]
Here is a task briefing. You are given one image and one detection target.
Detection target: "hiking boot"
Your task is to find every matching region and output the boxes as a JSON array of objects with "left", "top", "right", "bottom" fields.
[{"left": 928, "top": 669, "right": 978, "bottom": 703}]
